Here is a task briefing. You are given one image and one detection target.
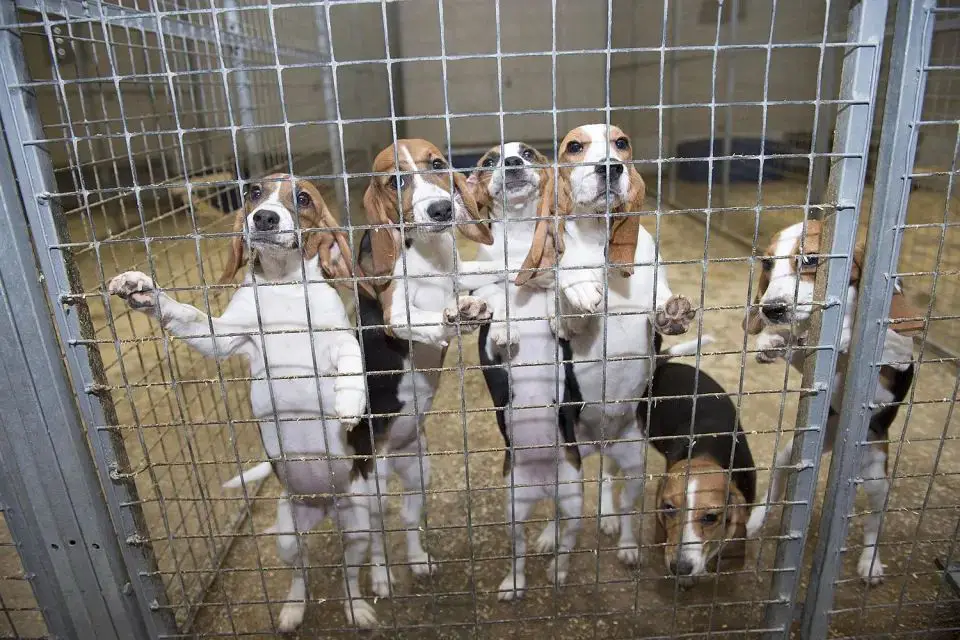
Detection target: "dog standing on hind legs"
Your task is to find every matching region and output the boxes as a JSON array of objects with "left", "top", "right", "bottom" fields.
[
  {"left": 109, "top": 175, "right": 378, "bottom": 630},
  {"left": 743, "top": 219, "right": 925, "bottom": 585}
]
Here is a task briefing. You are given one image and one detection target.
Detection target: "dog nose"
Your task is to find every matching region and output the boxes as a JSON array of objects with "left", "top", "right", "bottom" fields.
[
  {"left": 595, "top": 162, "right": 624, "bottom": 179},
  {"left": 669, "top": 559, "right": 694, "bottom": 576},
  {"left": 427, "top": 200, "right": 453, "bottom": 222},
  {"left": 762, "top": 301, "right": 789, "bottom": 323},
  {"left": 503, "top": 156, "right": 523, "bottom": 167},
  {"left": 252, "top": 210, "right": 280, "bottom": 232}
]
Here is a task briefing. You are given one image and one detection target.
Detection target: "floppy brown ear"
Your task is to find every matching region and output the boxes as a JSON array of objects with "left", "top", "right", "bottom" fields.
[
  {"left": 218, "top": 208, "right": 248, "bottom": 284},
  {"left": 362, "top": 181, "right": 400, "bottom": 279},
  {"left": 654, "top": 476, "right": 667, "bottom": 546},
  {"left": 303, "top": 197, "right": 375, "bottom": 298},
  {"left": 515, "top": 169, "right": 569, "bottom": 286},
  {"left": 454, "top": 171, "right": 493, "bottom": 245},
  {"left": 466, "top": 171, "right": 493, "bottom": 216},
  {"left": 720, "top": 486, "right": 748, "bottom": 569},
  {"left": 889, "top": 287, "right": 925, "bottom": 336},
  {"left": 849, "top": 239, "right": 866, "bottom": 285},
  {"left": 608, "top": 166, "right": 645, "bottom": 277}
]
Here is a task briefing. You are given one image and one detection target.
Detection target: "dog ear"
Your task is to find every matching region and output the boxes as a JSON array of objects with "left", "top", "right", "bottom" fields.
[
  {"left": 719, "top": 485, "right": 748, "bottom": 570},
  {"left": 218, "top": 208, "right": 248, "bottom": 284},
  {"left": 889, "top": 283, "right": 925, "bottom": 336},
  {"left": 516, "top": 169, "right": 569, "bottom": 286},
  {"left": 302, "top": 194, "right": 375, "bottom": 298},
  {"left": 466, "top": 170, "right": 493, "bottom": 217},
  {"left": 654, "top": 476, "right": 668, "bottom": 546},
  {"left": 454, "top": 171, "right": 493, "bottom": 245},
  {"left": 362, "top": 180, "right": 400, "bottom": 279},
  {"left": 608, "top": 166, "right": 645, "bottom": 277}
]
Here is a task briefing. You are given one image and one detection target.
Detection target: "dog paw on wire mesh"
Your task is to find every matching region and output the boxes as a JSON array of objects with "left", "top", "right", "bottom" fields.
[
  {"left": 108, "top": 271, "right": 159, "bottom": 312},
  {"left": 443, "top": 295, "right": 492, "bottom": 328},
  {"left": 654, "top": 294, "right": 696, "bottom": 335}
]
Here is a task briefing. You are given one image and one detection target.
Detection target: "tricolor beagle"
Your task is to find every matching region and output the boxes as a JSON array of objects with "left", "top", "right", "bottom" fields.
[
  {"left": 743, "top": 220, "right": 925, "bottom": 585},
  {"left": 643, "top": 338, "right": 756, "bottom": 587},
  {"left": 518, "top": 125, "right": 700, "bottom": 566},
  {"left": 109, "top": 175, "right": 378, "bottom": 630},
  {"left": 466, "top": 142, "right": 584, "bottom": 600},
  {"left": 356, "top": 139, "right": 493, "bottom": 596}
]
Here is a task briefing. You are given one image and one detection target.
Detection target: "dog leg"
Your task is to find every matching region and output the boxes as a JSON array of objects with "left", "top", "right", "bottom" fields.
[
  {"left": 858, "top": 444, "right": 888, "bottom": 586},
  {"left": 369, "top": 458, "right": 394, "bottom": 598},
  {"left": 338, "top": 484, "right": 378, "bottom": 628},
  {"left": 273, "top": 497, "right": 325, "bottom": 633},
  {"left": 599, "top": 464, "right": 620, "bottom": 536},
  {"left": 746, "top": 437, "right": 794, "bottom": 537},
  {"left": 547, "top": 461, "right": 583, "bottom": 587},
  {"left": 394, "top": 439, "right": 436, "bottom": 577},
  {"left": 607, "top": 438, "right": 645, "bottom": 566},
  {"left": 499, "top": 476, "right": 537, "bottom": 601}
]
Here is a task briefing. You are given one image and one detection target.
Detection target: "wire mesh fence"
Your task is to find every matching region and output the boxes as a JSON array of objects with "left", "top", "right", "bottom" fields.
[{"left": 0, "top": 0, "right": 956, "bottom": 638}]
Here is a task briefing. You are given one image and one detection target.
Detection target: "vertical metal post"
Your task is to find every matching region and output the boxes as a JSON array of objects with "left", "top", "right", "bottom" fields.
[
  {"left": 0, "top": 119, "right": 148, "bottom": 639},
  {"left": 667, "top": 4, "right": 679, "bottom": 204},
  {"left": 801, "top": 1, "right": 934, "bottom": 636},
  {"left": 0, "top": 5, "right": 177, "bottom": 637},
  {"left": 761, "top": 0, "right": 889, "bottom": 636},
  {"left": 721, "top": 0, "right": 739, "bottom": 210},
  {"left": 314, "top": 4, "right": 347, "bottom": 210},
  {"left": 224, "top": 0, "right": 263, "bottom": 177}
]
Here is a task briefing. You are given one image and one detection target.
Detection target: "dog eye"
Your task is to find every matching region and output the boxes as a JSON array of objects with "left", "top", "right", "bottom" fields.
[
  {"left": 388, "top": 175, "right": 405, "bottom": 190},
  {"left": 522, "top": 148, "right": 535, "bottom": 160},
  {"left": 761, "top": 257, "right": 774, "bottom": 271},
  {"left": 615, "top": 137, "right": 630, "bottom": 151},
  {"left": 481, "top": 158, "right": 495, "bottom": 168},
  {"left": 566, "top": 140, "right": 583, "bottom": 154},
  {"left": 296, "top": 191, "right": 311, "bottom": 208},
  {"left": 799, "top": 254, "right": 819, "bottom": 269},
  {"left": 431, "top": 158, "right": 446, "bottom": 170},
  {"left": 248, "top": 185, "right": 262, "bottom": 201},
  {"left": 700, "top": 512, "right": 720, "bottom": 525},
  {"left": 661, "top": 502, "right": 677, "bottom": 516}
]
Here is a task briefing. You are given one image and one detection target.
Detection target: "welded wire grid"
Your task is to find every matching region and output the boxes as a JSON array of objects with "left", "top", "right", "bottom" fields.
[
  {"left": 0, "top": 513, "right": 47, "bottom": 639},
  {"left": 2, "top": 0, "right": 958, "bottom": 637},
  {"left": 823, "top": 5, "right": 960, "bottom": 636}
]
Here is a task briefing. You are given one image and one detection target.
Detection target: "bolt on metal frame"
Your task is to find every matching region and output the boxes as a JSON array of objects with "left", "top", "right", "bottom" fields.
[{"left": 0, "top": 0, "right": 956, "bottom": 638}]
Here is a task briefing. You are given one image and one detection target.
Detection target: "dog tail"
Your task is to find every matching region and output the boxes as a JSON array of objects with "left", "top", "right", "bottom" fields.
[
  {"left": 222, "top": 461, "right": 273, "bottom": 489},
  {"left": 660, "top": 334, "right": 715, "bottom": 360}
]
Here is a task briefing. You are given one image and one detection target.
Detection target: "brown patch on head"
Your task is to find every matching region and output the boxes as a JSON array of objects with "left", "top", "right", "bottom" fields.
[
  {"left": 517, "top": 125, "right": 645, "bottom": 286},
  {"left": 655, "top": 457, "right": 748, "bottom": 574},
  {"left": 219, "top": 174, "right": 365, "bottom": 293},
  {"left": 361, "top": 140, "right": 491, "bottom": 282}
]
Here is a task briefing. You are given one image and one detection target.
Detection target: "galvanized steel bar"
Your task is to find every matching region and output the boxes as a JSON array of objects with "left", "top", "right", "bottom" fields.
[
  {"left": 0, "top": 3, "right": 177, "bottom": 637},
  {"left": 801, "top": 1, "right": 935, "bottom": 636},
  {"left": 762, "top": 0, "right": 890, "bottom": 635}
]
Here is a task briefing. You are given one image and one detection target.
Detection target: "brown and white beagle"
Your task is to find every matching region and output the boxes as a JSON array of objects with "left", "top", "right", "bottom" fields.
[
  {"left": 743, "top": 219, "right": 925, "bottom": 585},
  {"left": 114, "top": 174, "right": 378, "bottom": 630},
  {"left": 355, "top": 140, "right": 493, "bottom": 597}
]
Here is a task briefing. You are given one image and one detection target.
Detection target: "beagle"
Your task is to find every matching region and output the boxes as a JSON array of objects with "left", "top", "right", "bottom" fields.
[
  {"left": 643, "top": 338, "right": 756, "bottom": 587},
  {"left": 743, "top": 219, "right": 925, "bottom": 585},
  {"left": 356, "top": 139, "right": 493, "bottom": 596},
  {"left": 109, "top": 175, "right": 378, "bottom": 630},
  {"left": 519, "top": 125, "right": 699, "bottom": 565},
  {"left": 466, "top": 142, "right": 584, "bottom": 600}
]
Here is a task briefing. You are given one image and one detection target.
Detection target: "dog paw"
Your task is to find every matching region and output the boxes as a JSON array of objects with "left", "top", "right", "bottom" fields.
[
  {"left": 617, "top": 543, "right": 640, "bottom": 567},
  {"left": 409, "top": 552, "right": 437, "bottom": 577},
  {"left": 344, "top": 599, "right": 378, "bottom": 628},
  {"left": 277, "top": 601, "right": 306, "bottom": 633},
  {"left": 600, "top": 515, "right": 620, "bottom": 537},
  {"left": 547, "top": 557, "right": 569, "bottom": 586},
  {"left": 563, "top": 281, "right": 603, "bottom": 315},
  {"left": 654, "top": 294, "right": 696, "bottom": 335},
  {"left": 371, "top": 565, "right": 394, "bottom": 598},
  {"left": 497, "top": 572, "right": 526, "bottom": 601},
  {"left": 336, "top": 390, "right": 366, "bottom": 430},
  {"left": 108, "top": 271, "right": 158, "bottom": 311},
  {"left": 444, "top": 296, "right": 491, "bottom": 330},
  {"left": 489, "top": 322, "right": 520, "bottom": 359},
  {"left": 535, "top": 525, "right": 557, "bottom": 554},
  {"left": 858, "top": 549, "right": 885, "bottom": 586},
  {"left": 756, "top": 332, "right": 787, "bottom": 363}
]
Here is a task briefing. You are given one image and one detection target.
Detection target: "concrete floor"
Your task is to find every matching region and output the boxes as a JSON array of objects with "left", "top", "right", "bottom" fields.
[{"left": 2, "top": 180, "right": 958, "bottom": 639}]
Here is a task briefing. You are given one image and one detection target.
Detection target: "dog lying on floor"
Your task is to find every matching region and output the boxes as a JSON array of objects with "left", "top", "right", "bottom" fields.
[{"left": 109, "top": 174, "right": 379, "bottom": 631}]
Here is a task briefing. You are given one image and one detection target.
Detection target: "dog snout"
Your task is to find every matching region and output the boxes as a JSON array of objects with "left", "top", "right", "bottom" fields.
[
  {"left": 669, "top": 558, "right": 695, "bottom": 577},
  {"left": 595, "top": 162, "right": 624, "bottom": 180},
  {"left": 504, "top": 155, "right": 524, "bottom": 178},
  {"left": 761, "top": 301, "right": 789, "bottom": 324},
  {"left": 426, "top": 200, "right": 453, "bottom": 223},
  {"left": 252, "top": 209, "right": 280, "bottom": 232}
]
